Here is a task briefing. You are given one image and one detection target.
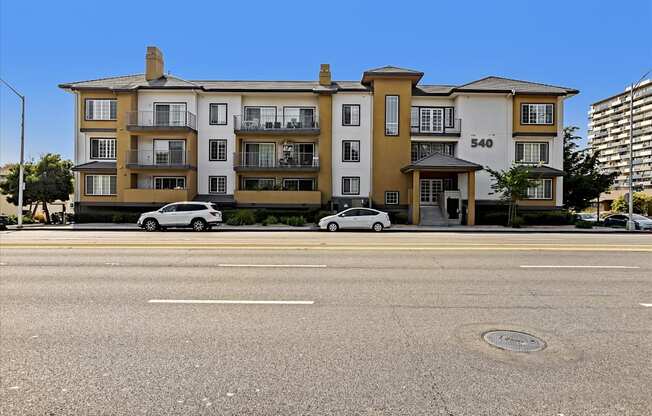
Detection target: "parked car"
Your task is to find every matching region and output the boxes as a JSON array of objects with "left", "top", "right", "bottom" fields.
[
  {"left": 0, "top": 214, "right": 7, "bottom": 230},
  {"left": 575, "top": 213, "right": 598, "bottom": 223},
  {"left": 603, "top": 213, "right": 652, "bottom": 230},
  {"left": 318, "top": 208, "right": 391, "bottom": 232},
  {"left": 137, "top": 202, "right": 222, "bottom": 232}
]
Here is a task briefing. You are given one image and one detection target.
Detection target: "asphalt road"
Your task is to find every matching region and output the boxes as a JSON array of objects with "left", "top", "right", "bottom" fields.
[{"left": 1, "top": 230, "right": 651, "bottom": 415}]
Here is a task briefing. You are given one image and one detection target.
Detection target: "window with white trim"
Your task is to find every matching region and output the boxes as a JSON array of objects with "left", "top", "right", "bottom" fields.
[
  {"left": 209, "top": 103, "right": 228, "bottom": 125},
  {"left": 342, "top": 104, "right": 360, "bottom": 126},
  {"left": 385, "top": 95, "right": 399, "bottom": 136},
  {"left": 385, "top": 191, "right": 399, "bottom": 205},
  {"left": 515, "top": 142, "right": 549, "bottom": 164},
  {"left": 526, "top": 179, "right": 553, "bottom": 199},
  {"left": 521, "top": 103, "right": 554, "bottom": 125},
  {"left": 342, "top": 140, "right": 360, "bottom": 162},
  {"left": 209, "top": 139, "right": 227, "bottom": 161},
  {"left": 85, "top": 175, "right": 116, "bottom": 195},
  {"left": 85, "top": 99, "right": 117, "bottom": 121},
  {"left": 90, "top": 138, "right": 116, "bottom": 159},
  {"left": 209, "top": 176, "right": 227, "bottom": 194},
  {"left": 154, "top": 177, "right": 186, "bottom": 190},
  {"left": 342, "top": 177, "right": 360, "bottom": 195}
]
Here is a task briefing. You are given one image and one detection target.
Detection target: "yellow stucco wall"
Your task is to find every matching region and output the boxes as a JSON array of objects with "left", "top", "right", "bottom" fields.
[
  {"left": 78, "top": 90, "right": 119, "bottom": 131},
  {"left": 512, "top": 95, "right": 559, "bottom": 135},
  {"left": 234, "top": 190, "right": 321, "bottom": 205},
  {"left": 370, "top": 78, "right": 413, "bottom": 206}
]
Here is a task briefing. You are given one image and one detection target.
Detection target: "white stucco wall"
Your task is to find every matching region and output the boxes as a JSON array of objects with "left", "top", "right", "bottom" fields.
[
  {"left": 331, "top": 92, "right": 372, "bottom": 198},
  {"left": 196, "top": 93, "right": 241, "bottom": 195}
]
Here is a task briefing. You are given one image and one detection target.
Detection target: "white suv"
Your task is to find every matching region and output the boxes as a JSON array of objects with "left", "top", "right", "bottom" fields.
[{"left": 137, "top": 202, "right": 222, "bottom": 232}]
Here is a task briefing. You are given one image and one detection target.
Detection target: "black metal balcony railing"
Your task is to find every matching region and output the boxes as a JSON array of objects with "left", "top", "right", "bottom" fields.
[
  {"left": 126, "top": 150, "right": 193, "bottom": 168},
  {"left": 233, "top": 152, "right": 319, "bottom": 170},
  {"left": 127, "top": 111, "right": 197, "bottom": 130},
  {"left": 234, "top": 114, "right": 319, "bottom": 132},
  {"left": 410, "top": 118, "right": 462, "bottom": 135}
]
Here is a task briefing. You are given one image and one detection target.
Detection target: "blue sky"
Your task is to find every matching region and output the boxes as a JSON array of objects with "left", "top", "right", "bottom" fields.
[{"left": 1, "top": 0, "right": 651, "bottom": 165}]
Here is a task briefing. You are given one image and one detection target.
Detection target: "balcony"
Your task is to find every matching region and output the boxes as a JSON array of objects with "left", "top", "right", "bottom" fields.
[
  {"left": 126, "top": 111, "right": 197, "bottom": 131},
  {"left": 233, "top": 152, "right": 319, "bottom": 172},
  {"left": 234, "top": 114, "right": 319, "bottom": 134},
  {"left": 123, "top": 188, "right": 191, "bottom": 204},
  {"left": 411, "top": 118, "right": 462, "bottom": 136},
  {"left": 126, "top": 150, "right": 194, "bottom": 169},
  {"left": 234, "top": 190, "right": 322, "bottom": 206}
]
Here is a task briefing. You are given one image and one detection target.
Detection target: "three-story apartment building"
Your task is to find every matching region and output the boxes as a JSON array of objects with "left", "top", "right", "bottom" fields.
[{"left": 60, "top": 47, "right": 577, "bottom": 225}]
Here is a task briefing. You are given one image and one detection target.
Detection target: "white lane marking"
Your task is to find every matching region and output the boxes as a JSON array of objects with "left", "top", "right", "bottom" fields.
[
  {"left": 105, "top": 262, "right": 120, "bottom": 266},
  {"left": 218, "top": 264, "right": 326, "bottom": 268},
  {"left": 148, "top": 299, "right": 314, "bottom": 305},
  {"left": 640, "top": 303, "right": 652, "bottom": 307},
  {"left": 0, "top": 262, "right": 6, "bottom": 266},
  {"left": 520, "top": 265, "right": 640, "bottom": 269}
]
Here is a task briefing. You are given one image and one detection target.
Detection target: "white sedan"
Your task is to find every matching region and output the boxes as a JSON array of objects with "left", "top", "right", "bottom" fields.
[{"left": 318, "top": 208, "right": 391, "bottom": 232}]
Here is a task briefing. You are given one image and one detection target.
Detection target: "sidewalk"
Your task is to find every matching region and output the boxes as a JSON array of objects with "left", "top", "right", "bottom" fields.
[{"left": 4, "top": 222, "right": 642, "bottom": 233}]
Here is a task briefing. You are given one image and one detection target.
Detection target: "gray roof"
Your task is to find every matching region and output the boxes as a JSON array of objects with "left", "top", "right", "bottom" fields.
[
  {"left": 528, "top": 165, "right": 564, "bottom": 177},
  {"left": 59, "top": 74, "right": 200, "bottom": 90},
  {"left": 60, "top": 73, "right": 576, "bottom": 96},
  {"left": 455, "top": 76, "right": 578, "bottom": 95},
  {"left": 401, "top": 153, "right": 483, "bottom": 172},
  {"left": 71, "top": 161, "right": 117, "bottom": 172}
]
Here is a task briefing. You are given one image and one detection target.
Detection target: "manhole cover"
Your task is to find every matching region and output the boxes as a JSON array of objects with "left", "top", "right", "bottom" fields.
[{"left": 483, "top": 330, "right": 546, "bottom": 352}]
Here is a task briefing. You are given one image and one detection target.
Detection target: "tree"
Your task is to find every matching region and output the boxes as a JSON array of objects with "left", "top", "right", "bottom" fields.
[
  {"left": 0, "top": 154, "right": 73, "bottom": 223},
  {"left": 611, "top": 192, "right": 651, "bottom": 215},
  {"left": 486, "top": 164, "right": 537, "bottom": 226},
  {"left": 563, "top": 126, "right": 616, "bottom": 211}
]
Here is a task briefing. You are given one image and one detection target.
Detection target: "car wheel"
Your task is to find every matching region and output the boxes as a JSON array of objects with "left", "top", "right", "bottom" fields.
[
  {"left": 191, "top": 218, "right": 207, "bottom": 232},
  {"left": 327, "top": 222, "right": 339, "bottom": 232},
  {"left": 143, "top": 218, "right": 159, "bottom": 232},
  {"left": 372, "top": 222, "right": 384, "bottom": 232}
]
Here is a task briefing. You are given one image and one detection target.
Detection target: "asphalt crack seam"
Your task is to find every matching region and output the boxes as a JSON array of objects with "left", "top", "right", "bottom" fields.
[{"left": 390, "top": 306, "right": 454, "bottom": 416}]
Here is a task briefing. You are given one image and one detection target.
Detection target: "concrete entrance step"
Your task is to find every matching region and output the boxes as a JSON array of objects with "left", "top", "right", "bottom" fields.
[{"left": 420, "top": 206, "right": 449, "bottom": 226}]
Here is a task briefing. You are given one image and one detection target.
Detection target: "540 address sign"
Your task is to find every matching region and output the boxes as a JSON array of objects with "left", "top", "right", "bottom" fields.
[{"left": 471, "top": 138, "right": 493, "bottom": 148}]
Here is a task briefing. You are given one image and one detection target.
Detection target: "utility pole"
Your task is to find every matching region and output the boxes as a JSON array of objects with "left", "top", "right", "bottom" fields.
[
  {"left": 0, "top": 79, "right": 26, "bottom": 229},
  {"left": 626, "top": 70, "right": 651, "bottom": 231}
]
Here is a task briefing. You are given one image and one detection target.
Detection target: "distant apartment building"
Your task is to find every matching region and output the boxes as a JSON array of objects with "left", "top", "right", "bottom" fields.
[
  {"left": 59, "top": 47, "right": 577, "bottom": 225},
  {"left": 588, "top": 80, "right": 652, "bottom": 208}
]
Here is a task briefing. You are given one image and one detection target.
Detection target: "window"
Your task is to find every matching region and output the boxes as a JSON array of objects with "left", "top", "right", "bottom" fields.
[
  {"left": 242, "top": 177, "right": 275, "bottom": 191},
  {"left": 282, "top": 178, "right": 314, "bottom": 191},
  {"left": 209, "top": 176, "right": 227, "bottom": 194},
  {"left": 385, "top": 95, "right": 399, "bottom": 136},
  {"left": 160, "top": 204, "right": 178, "bottom": 213},
  {"left": 526, "top": 179, "right": 553, "bottom": 199},
  {"left": 411, "top": 107, "right": 419, "bottom": 129},
  {"left": 244, "top": 106, "right": 277, "bottom": 129},
  {"left": 342, "top": 140, "right": 360, "bottom": 162},
  {"left": 85, "top": 175, "right": 116, "bottom": 195},
  {"left": 154, "top": 103, "right": 187, "bottom": 126},
  {"left": 90, "top": 138, "right": 116, "bottom": 159},
  {"left": 342, "top": 104, "right": 360, "bottom": 126},
  {"left": 521, "top": 103, "right": 554, "bottom": 125},
  {"left": 209, "top": 139, "right": 227, "bottom": 161},
  {"left": 154, "top": 140, "right": 186, "bottom": 165},
  {"left": 85, "top": 99, "right": 117, "bottom": 121},
  {"left": 419, "top": 108, "right": 444, "bottom": 133},
  {"left": 516, "top": 142, "right": 549, "bottom": 164},
  {"left": 177, "top": 204, "right": 207, "bottom": 212},
  {"left": 154, "top": 177, "right": 186, "bottom": 190},
  {"left": 284, "top": 107, "right": 316, "bottom": 128},
  {"left": 444, "top": 107, "right": 454, "bottom": 128},
  {"left": 385, "top": 191, "right": 399, "bottom": 205},
  {"left": 411, "top": 142, "right": 455, "bottom": 162},
  {"left": 209, "top": 103, "right": 228, "bottom": 125},
  {"left": 342, "top": 177, "right": 360, "bottom": 195}
]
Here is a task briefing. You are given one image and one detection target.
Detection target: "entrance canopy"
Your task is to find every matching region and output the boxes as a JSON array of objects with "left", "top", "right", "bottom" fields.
[{"left": 401, "top": 153, "right": 483, "bottom": 173}]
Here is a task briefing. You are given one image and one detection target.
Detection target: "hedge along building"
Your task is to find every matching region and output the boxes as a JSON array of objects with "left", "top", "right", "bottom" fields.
[{"left": 59, "top": 47, "right": 578, "bottom": 225}]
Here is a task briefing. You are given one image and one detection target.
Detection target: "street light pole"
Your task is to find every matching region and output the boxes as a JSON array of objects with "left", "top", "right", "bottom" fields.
[
  {"left": 0, "top": 79, "right": 26, "bottom": 229},
  {"left": 626, "top": 70, "right": 651, "bottom": 231}
]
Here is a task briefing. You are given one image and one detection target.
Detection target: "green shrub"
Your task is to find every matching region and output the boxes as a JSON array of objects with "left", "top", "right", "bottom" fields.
[
  {"left": 5, "top": 214, "right": 35, "bottom": 225},
  {"left": 575, "top": 220, "right": 593, "bottom": 229},
  {"left": 112, "top": 214, "right": 125, "bottom": 223},
  {"left": 261, "top": 215, "right": 279, "bottom": 226},
  {"left": 521, "top": 210, "right": 572, "bottom": 225},
  {"left": 288, "top": 216, "right": 306, "bottom": 226},
  {"left": 479, "top": 211, "right": 508, "bottom": 226},
  {"left": 225, "top": 209, "right": 256, "bottom": 226},
  {"left": 314, "top": 210, "right": 334, "bottom": 223},
  {"left": 390, "top": 211, "right": 409, "bottom": 224},
  {"left": 511, "top": 216, "right": 525, "bottom": 228}
]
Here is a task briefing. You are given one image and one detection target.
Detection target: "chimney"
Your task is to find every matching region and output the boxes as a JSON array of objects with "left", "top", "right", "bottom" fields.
[
  {"left": 319, "top": 64, "right": 331, "bottom": 86},
  {"left": 145, "top": 46, "right": 164, "bottom": 81}
]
